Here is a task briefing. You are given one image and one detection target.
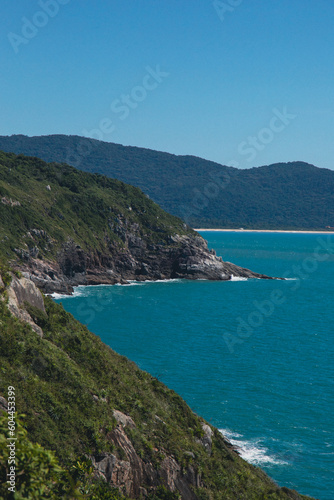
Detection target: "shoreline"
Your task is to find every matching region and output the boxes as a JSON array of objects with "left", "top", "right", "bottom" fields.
[{"left": 194, "top": 229, "right": 334, "bottom": 234}]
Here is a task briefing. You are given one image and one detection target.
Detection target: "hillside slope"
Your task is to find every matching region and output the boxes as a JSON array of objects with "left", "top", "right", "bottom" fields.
[
  {"left": 0, "top": 134, "right": 333, "bottom": 229},
  {"left": 0, "top": 270, "right": 314, "bottom": 499},
  {"left": 0, "top": 151, "right": 278, "bottom": 295}
]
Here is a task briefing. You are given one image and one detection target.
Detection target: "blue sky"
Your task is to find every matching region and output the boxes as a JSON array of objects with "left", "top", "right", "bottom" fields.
[{"left": 2, "top": 0, "right": 334, "bottom": 169}]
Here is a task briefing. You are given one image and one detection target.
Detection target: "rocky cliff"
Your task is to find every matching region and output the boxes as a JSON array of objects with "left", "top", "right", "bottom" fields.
[
  {"left": 15, "top": 231, "right": 278, "bottom": 296},
  {"left": 6, "top": 273, "right": 45, "bottom": 336},
  {"left": 91, "top": 409, "right": 203, "bottom": 499},
  {"left": 0, "top": 151, "right": 281, "bottom": 295}
]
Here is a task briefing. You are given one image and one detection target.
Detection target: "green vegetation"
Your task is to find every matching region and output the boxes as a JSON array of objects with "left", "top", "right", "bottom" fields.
[
  {"left": 0, "top": 134, "right": 333, "bottom": 229},
  {"left": 0, "top": 413, "right": 78, "bottom": 499},
  {"left": 0, "top": 271, "right": 313, "bottom": 499},
  {"left": 0, "top": 150, "right": 193, "bottom": 263},
  {"left": 0, "top": 413, "right": 128, "bottom": 499}
]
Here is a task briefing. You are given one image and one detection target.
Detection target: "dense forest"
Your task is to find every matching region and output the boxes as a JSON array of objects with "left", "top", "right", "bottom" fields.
[{"left": 0, "top": 134, "right": 333, "bottom": 230}]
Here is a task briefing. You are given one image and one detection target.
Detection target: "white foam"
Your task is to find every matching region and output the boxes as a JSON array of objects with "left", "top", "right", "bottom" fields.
[
  {"left": 230, "top": 275, "right": 249, "bottom": 281},
  {"left": 219, "top": 429, "right": 288, "bottom": 467},
  {"left": 116, "top": 279, "right": 182, "bottom": 286},
  {"left": 50, "top": 292, "right": 65, "bottom": 299},
  {"left": 52, "top": 279, "right": 183, "bottom": 295},
  {"left": 221, "top": 429, "right": 243, "bottom": 439},
  {"left": 50, "top": 285, "right": 87, "bottom": 299},
  {"left": 137, "top": 278, "right": 182, "bottom": 283},
  {"left": 114, "top": 282, "right": 141, "bottom": 287}
]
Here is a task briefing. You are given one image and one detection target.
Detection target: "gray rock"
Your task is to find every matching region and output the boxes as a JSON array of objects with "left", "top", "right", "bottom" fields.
[
  {"left": 113, "top": 410, "right": 136, "bottom": 429},
  {"left": 9, "top": 275, "right": 46, "bottom": 314},
  {"left": 201, "top": 424, "right": 213, "bottom": 455},
  {"left": 0, "top": 396, "right": 8, "bottom": 413},
  {"left": 6, "top": 274, "right": 46, "bottom": 337},
  {"left": 92, "top": 453, "right": 116, "bottom": 483}
]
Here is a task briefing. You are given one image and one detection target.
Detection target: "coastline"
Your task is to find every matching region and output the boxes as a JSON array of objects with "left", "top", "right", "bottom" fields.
[{"left": 194, "top": 228, "right": 334, "bottom": 234}]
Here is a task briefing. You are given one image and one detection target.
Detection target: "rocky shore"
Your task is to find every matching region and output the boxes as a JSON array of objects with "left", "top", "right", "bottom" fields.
[{"left": 13, "top": 232, "right": 281, "bottom": 295}]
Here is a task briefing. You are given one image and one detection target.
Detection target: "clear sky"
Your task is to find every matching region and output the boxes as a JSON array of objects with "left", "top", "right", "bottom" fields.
[{"left": 2, "top": 0, "right": 334, "bottom": 169}]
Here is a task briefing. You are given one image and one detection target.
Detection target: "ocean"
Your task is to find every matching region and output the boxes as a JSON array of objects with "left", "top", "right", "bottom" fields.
[{"left": 54, "top": 231, "right": 334, "bottom": 500}]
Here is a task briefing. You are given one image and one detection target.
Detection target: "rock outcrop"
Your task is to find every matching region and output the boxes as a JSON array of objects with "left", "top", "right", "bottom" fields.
[
  {"left": 13, "top": 229, "right": 281, "bottom": 295},
  {"left": 0, "top": 150, "right": 283, "bottom": 295},
  {"left": 5, "top": 274, "right": 46, "bottom": 336},
  {"left": 0, "top": 396, "right": 8, "bottom": 413},
  {"left": 92, "top": 410, "right": 200, "bottom": 499},
  {"left": 198, "top": 424, "right": 213, "bottom": 455}
]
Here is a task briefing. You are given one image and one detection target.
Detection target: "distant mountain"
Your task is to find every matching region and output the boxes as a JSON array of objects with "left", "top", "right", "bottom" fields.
[{"left": 0, "top": 134, "right": 333, "bottom": 230}]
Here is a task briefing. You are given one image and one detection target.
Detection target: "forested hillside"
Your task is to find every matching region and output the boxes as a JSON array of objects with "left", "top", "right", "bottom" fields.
[{"left": 0, "top": 134, "right": 333, "bottom": 229}]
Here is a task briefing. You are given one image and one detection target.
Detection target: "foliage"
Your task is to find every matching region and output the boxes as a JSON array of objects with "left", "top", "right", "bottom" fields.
[
  {"left": 0, "top": 149, "right": 194, "bottom": 263},
  {"left": 147, "top": 486, "right": 181, "bottom": 499},
  {"left": 0, "top": 413, "right": 79, "bottom": 499},
  {"left": 0, "top": 413, "right": 127, "bottom": 499},
  {"left": 0, "top": 262, "right": 12, "bottom": 288},
  {"left": 0, "top": 134, "right": 333, "bottom": 229}
]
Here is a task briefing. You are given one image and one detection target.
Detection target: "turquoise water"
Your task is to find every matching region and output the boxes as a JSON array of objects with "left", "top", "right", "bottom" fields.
[{"left": 54, "top": 232, "right": 334, "bottom": 500}]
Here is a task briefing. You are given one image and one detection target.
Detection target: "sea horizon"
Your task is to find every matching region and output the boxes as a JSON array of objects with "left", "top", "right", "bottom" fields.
[{"left": 194, "top": 228, "right": 334, "bottom": 234}]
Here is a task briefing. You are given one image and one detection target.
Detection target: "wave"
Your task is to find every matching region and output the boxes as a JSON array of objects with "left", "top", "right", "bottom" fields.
[
  {"left": 50, "top": 285, "right": 88, "bottom": 299},
  {"left": 230, "top": 276, "right": 298, "bottom": 282},
  {"left": 114, "top": 282, "right": 140, "bottom": 287},
  {"left": 219, "top": 428, "right": 289, "bottom": 467},
  {"left": 52, "top": 279, "right": 183, "bottom": 296},
  {"left": 116, "top": 279, "right": 183, "bottom": 286}
]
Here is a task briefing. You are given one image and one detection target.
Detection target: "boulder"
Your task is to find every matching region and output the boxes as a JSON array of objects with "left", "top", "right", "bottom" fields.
[
  {"left": 201, "top": 424, "right": 213, "bottom": 455},
  {"left": 113, "top": 410, "right": 136, "bottom": 429},
  {"left": 6, "top": 274, "right": 46, "bottom": 337},
  {"left": 0, "top": 396, "right": 8, "bottom": 413}
]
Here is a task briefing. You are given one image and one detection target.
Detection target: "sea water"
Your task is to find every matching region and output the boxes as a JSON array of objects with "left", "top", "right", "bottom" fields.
[{"left": 54, "top": 232, "right": 334, "bottom": 500}]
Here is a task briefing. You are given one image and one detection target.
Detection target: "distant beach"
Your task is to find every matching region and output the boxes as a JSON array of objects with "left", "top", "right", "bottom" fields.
[{"left": 194, "top": 229, "right": 334, "bottom": 234}]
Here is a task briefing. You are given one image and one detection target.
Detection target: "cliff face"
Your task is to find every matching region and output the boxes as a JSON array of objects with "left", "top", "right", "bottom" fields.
[
  {"left": 16, "top": 231, "right": 277, "bottom": 295},
  {"left": 1, "top": 272, "right": 45, "bottom": 336},
  {"left": 92, "top": 411, "right": 202, "bottom": 499}
]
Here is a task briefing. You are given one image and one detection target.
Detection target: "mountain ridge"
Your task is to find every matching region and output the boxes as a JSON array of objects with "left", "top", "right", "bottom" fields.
[{"left": 0, "top": 134, "right": 333, "bottom": 230}]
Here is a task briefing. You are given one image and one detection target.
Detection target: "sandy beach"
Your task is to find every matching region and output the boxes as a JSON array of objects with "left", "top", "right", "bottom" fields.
[{"left": 194, "top": 229, "right": 334, "bottom": 234}]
